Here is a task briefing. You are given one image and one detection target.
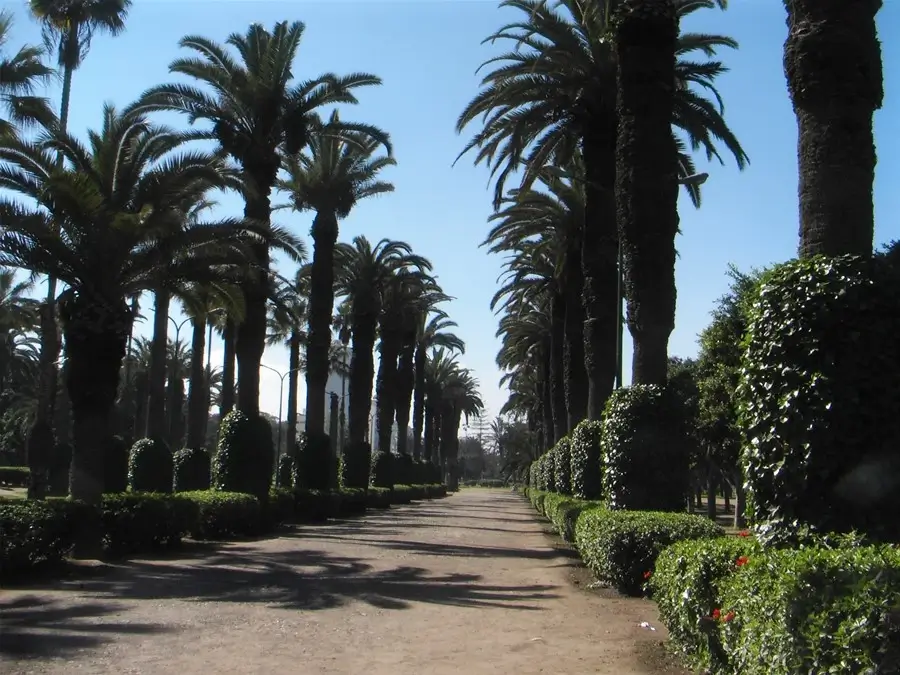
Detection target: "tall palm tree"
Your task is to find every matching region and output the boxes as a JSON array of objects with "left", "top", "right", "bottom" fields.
[
  {"left": 278, "top": 109, "right": 393, "bottom": 437},
  {"left": 132, "top": 20, "right": 386, "bottom": 418},
  {"left": 783, "top": 0, "right": 883, "bottom": 257},
  {"left": 457, "top": 0, "right": 747, "bottom": 418},
  {"left": 333, "top": 236, "right": 429, "bottom": 487},
  {"left": 0, "top": 104, "right": 278, "bottom": 505},
  {"left": 613, "top": 0, "right": 681, "bottom": 385},
  {"left": 333, "top": 301, "right": 352, "bottom": 450},
  {"left": 0, "top": 269, "right": 38, "bottom": 391},
  {"left": 165, "top": 337, "right": 191, "bottom": 449},
  {"left": 0, "top": 11, "right": 54, "bottom": 136}
]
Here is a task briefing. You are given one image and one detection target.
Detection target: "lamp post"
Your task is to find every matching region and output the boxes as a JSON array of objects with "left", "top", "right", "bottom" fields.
[
  {"left": 168, "top": 315, "right": 191, "bottom": 346},
  {"left": 259, "top": 363, "right": 304, "bottom": 474},
  {"left": 614, "top": 172, "right": 709, "bottom": 389}
]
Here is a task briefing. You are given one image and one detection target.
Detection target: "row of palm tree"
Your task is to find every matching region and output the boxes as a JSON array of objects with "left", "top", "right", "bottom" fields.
[
  {"left": 456, "top": 0, "right": 747, "bottom": 450},
  {"left": 0, "top": 10, "right": 482, "bottom": 500}
]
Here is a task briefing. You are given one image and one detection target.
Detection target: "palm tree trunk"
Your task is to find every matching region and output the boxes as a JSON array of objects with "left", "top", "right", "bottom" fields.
[
  {"left": 235, "top": 193, "right": 271, "bottom": 417},
  {"left": 220, "top": 318, "right": 236, "bottom": 417},
  {"left": 343, "top": 315, "right": 377, "bottom": 488},
  {"left": 395, "top": 340, "right": 416, "bottom": 456},
  {"left": 340, "top": 336, "right": 348, "bottom": 452},
  {"left": 614, "top": 0, "right": 680, "bottom": 386},
  {"left": 423, "top": 401, "right": 435, "bottom": 463},
  {"left": 328, "top": 394, "right": 339, "bottom": 444},
  {"left": 411, "top": 344, "right": 427, "bottom": 460},
  {"left": 549, "top": 292, "right": 568, "bottom": 441},
  {"left": 166, "top": 369, "right": 185, "bottom": 449},
  {"left": 563, "top": 246, "right": 588, "bottom": 429},
  {"left": 146, "top": 289, "right": 170, "bottom": 440},
  {"left": 785, "top": 0, "right": 883, "bottom": 257},
  {"left": 305, "top": 209, "right": 339, "bottom": 435},
  {"left": 186, "top": 316, "right": 207, "bottom": 449},
  {"left": 540, "top": 353, "right": 554, "bottom": 449},
  {"left": 581, "top": 121, "right": 619, "bottom": 419},
  {"left": 285, "top": 331, "right": 301, "bottom": 453},
  {"left": 375, "top": 336, "right": 401, "bottom": 454}
]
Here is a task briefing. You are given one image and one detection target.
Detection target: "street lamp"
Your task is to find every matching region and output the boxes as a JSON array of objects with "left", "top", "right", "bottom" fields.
[
  {"left": 614, "top": 172, "right": 709, "bottom": 389},
  {"left": 259, "top": 363, "right": 304, "bottom": 473},
  {"left": 168, "top": 315, "right": 191, "bottom": 346}
]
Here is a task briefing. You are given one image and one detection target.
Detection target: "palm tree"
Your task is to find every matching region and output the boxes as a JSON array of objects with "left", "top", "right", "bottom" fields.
[
  {"left": 0, "top": 104, "right": 276, "bottom": 505},
  {"left": 0, "top": 268, "right": 38, "bottom": 391},
  {"left": 613, "top": 0, "right": 681, "bottom": 385},
  {"left": 132, "top": 20, "right": 386, "bottom": 417},
  {"left": 783, "top": 0, "right": 883, "bottom": 257},
  {"left": 0, "top": 11, "right": 54, "bottom": 136},
  {"left": 333, "top": 236, "right": 429, "bottom": 487},
  {"left": 278, "top": 109, "right": 393, "bottom": 437},
  {"left": 165, "top": 338, "right": 191, "bottom": 449},
  {"left": 457, "top": 0, "right": 747, "bottom": 418},
  {"left": 333, "top": 301, "right": 352, "bottom": 450}
]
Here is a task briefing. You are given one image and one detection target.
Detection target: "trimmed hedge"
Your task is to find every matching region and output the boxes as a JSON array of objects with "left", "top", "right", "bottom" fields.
[
  {"left": 0, "top": 498, "right": 76, "bottom": 576},
  {"left": 103, "top": 436, "right": 130, "bottom": 493},
  {"left": 367, "top": 486, "right": 392, "bottom": 509},
  {"left": 340, "top": 441, "right": 372, "bottom": 489},
  {"left": 370, "top": 451, "right": 394, "bottom": 489},
  {"left": 99, "top": 492, "right": 195, "bottom": 555},
  {"left": 394, "top": 454, "right": 414, "bottom": 486},
  {"left": 276, "top": 454, "right": 294, "bottom": 489},
  {"left": 180, "top": 490, "right": 261, "bottom": 539},
  {"left": 552, "top": 438, "right": 572, "bottom": 495},
  {"left": 738, "top": 255, "right": 900, "bottom": 542},
  {"left": 294, "top": 431, "right": 333, "bottom": 491},
  {"left": 569, "top": 420, "right": 604, "bottom": 500},
  {"left": 127, "top": 438, "right": 173, "bottom": 493},
  {"left": 601, "top": 385, "right": 690, "bottom": 512},
  {"left": 0, "top": 466, "right": 29, "bottom": 487},
  {"left": 213, "top": 411, "right": 274, "bottom": 503},
  {"left": 173, "top": 447, "right": 211, "bottom": 492},
  {"left": 539, "top": 490, "right": 604, "bottom": 543},
  {"left": 575, "top": 508, "right": 723, "bottom": 596}
]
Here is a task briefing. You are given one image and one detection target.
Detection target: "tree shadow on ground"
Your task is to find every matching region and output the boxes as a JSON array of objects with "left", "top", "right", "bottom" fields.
[
  {"left": 370, "top": 539, "right": 580, "bottom": 560},
  {"left": 0, "top": 595, "right": 174, "bottom": 659},
  {"left": 31, "top": 545, "right": 559, "bottom": 613}
]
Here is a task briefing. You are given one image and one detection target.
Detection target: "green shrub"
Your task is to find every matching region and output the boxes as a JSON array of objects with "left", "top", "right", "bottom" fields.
[
  {"left": 340, "top": 441, "right": 372, "bottom": 489},
  {"left": 0, "top": 466, "right": 29, "bottom": 487},
  {"left": 294, "top": 431, "right": 333, "bottom": 491},
  {"left": 127, "top": 438, "right": 173, "bottom": 493},
  {"left": 338, "top": 487, "right": 368, "bottom": 516},
  {"left": 212, "top": 411, "right": 274, "bottom": 503},
  {"left": 570, "top": 420, "right": 604, "bottom": 500},
  {"left": 601, "top": 386, "right": 690, "bottom": 512},
  {"left": 652, "top": 536, "right": 761, "bottom": 673},
  {"left": 391, "top": 484, "right": 416, "bottom": 504},
  {"left": 575, "top": 509, "right": 723, "bottom": 596},
  {"left": 294, "top": 489, "right": 341, "bottom": 522},
  {"left": 180, "top": 490, "right": 261, "bottom": 539},
  {"left": 48, "top": 443, "right": 71, "bottom": 495},
  {"left": 394, "top": 454, "right": 414, "bottom": 486},
  {"left": 367, "top": 486, "right": 392, "bottom": 509},
  {"left": 424, "top": 484, "right": 447, "bottom": 499},
  {"left": 460, "top": 478, "right": 507, "bottom": 488},
  {"left": 0, "top": 499, "right": 76, "bottom": 578},
  {"left": 738, "top": 255, "right": 900, "bottom": 542},
  {"left": 100, "top": 492, "right": 196, "bottom": 555},
  {"left": 276, "top": 454, "right": 294, "bottom": 489},
  {"left": 370, "top": 450, "right": 394, "bottom": 489},
  {"left": 173, "top": 447, "right": 210, "bottom": 492},
  {"left": 103, "top": 435, "right": 130, "bottom": 493},
  {"left": 263, "top": 487, "right": 295, "bottom": 528},
  {"left": 719, "top": 544, "right": 900, "bottom": 674},
  {"left": 552, "top": 438, "right": 572, "bottom": 495},
  {"left": 541, "top": 492, "right": 604, "bottom": 543},
  {"left": 529, "top": 461, "right": 538, "bottom": 490}
]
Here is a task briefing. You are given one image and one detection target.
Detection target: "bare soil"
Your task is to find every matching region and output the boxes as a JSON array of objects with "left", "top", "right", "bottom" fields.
[{"left": 1, "top": 489, "right": 686, "bottom": 675}]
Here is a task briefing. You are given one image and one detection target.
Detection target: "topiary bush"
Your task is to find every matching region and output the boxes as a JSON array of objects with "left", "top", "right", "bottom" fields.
[
  {"left": 127, "top": 438, "right": 173, "bottom": 493},
  {"left": 719, "top": 544, "right": 900, "bottom": 675},
  {"left": 552, "top": 437, "right": 572, "bottom": 495},
  {"left": 394, "top": 453, "right": 414, "bottom": 486},
  {"left": 212, "top": 411, "right": 274, "bottom": 503},
  {"left": 0, "top": 499, "right": 77, "bottom": 577},
  {"left": 48, "top": 442, "right": 71, "bottom": 495},
  {"left": 570, "top": 420, "right": 604, "bottom": 500},
  {"left": 100, "top": 492, "right": 196, "bottom": 555},
  {"left": 340, "top": 440, "right": 372, "bottom": 489},
  {"left": 738, "top": 255, "right": 900, "bottom": 542},
  {"left": 173, "top": 447, "right": 210, "bottom": 492},
  {"left": 540, "top": 491, "right": 603, "bottom": 543},
  {"left": 293, "top": 431, "right": 333, "bottom": 491},
  {"left": 575, "top": 509, "right": 724, "bottom": 596},
  {"left": 370, "top": 450, "right": 394, "bottom": 489},
  {"left": 276, "top": 453, "right": 294, "bottom": 489},
  {"left": 103, "top": 435, "right": 130, "bottom": 493},
  {"left": 179, "top": 490, "right": 261, "bottom": 539},
  {"left": 601, "top": 385, "right": 690, "bottom": 512}
]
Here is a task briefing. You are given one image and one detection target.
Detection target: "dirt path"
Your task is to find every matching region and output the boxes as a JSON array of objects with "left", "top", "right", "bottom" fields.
[{"left": 1, "top": 490, "right": 682, "bottom": 675}]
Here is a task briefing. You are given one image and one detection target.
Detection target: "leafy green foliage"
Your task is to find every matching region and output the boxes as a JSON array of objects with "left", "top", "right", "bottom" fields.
[
  {"left": 738, "top": 256, "right": 900, "bottom": 540},
  {"left": 569, "top": 420, "right": 604, "bottom": 500},
  {"left": 127, "top": 438, "right": 173, "bottom": 493},
  {"left": 103, "top": 435, "right": 130, "bottom": 493},
  {"left": 339, "top": 441, "right": 371, "bottom": 489},
  {"left": 551, "top": 437, "right": 571, "bottom": 495},
  {"left": 294, "top": 431, "right": 333, "bottom": 491},
  {"left": 539, "top": 490, "right": 604, "bottom": 543},
  {"left": 367, "top": 486, "right": 392, "bottom": 509},
  {"left": 719, "top": 545, "right": 900, "bottom": 674},
  {"left": 99, "top": 492, "right": 196, "bottom": 555},
  {"left": 370, "top": 450, "right": 394, "bottom": 488},
  {"left": 173, "top": 447, "right": 211, "bottom": 492},
  {"left": 179, "top": 490, "right": 261, "bottom": 539},
  {"left": 264, "top": 487, "right": 295, "bottom": 528},
  {"left": 0, "top": 466, "right": 29, "bottom": 486},
  {"left": 294, "top": 489, "right": 342, "bottom": 521},
  {"left": 49, "top": 443, "right": 71, "bottom": 495},
  {"left": 277, "top": 454, "right": 295, "bottom": 489},
  {"left": 601, "top": 385, "right": 690, "bottom": 512},
  {"left": 394, "top": 454, "right": 414, "bottom": 486},
  {"left": 212, "top": 411, "right": 274, "bottom": 502},
  {"left": 0, "top": 499, "right": 76, "bottom": 577},
  {"left": 652, "top": 536, "right": 761, "bottom": 673},
  {"left": 575, "top": 509, "right": 724, "bottom": 596}
]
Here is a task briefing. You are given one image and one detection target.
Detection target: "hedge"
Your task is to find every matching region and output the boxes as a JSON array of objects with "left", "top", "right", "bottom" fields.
[
  {"left": 173, "top": 447, "right": 211, "bottom": 492},
  {"left": 370, "top": 451, "right": 394, "bottom": 489},
  {"left": 294, "top": 431, "right": 333, "bottom": 491},
  {"left": 127, "top": 438, "right": 173, "bottom": 493},
  {"left": 552, "top": 438, "right": 572, "bottom": 495},
  {"left": 0, "top": 466, "right": 29, "bottom": 487},
  {"left": 569, "top": 420, "right": 604, "bottom": 500},
  {"left": 180, "top": 490, "right": 261, "bottom": 539},
  {"left": 0, "top": 498, "right": 77, "bottom": 576},
  {"left": 103, "top": 436, "right": 130, "bottom": 493},
  {"left": 213, "top": 411, "right": 275, "bottom": 503},
  {"left": 575, "top": 508, "right": 723, "bottom": 596}
]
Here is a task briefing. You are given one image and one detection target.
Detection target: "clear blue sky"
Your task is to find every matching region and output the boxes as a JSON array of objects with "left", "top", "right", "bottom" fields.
[{"left": 7, "top": 0, "right": 900, "bottom": 423}]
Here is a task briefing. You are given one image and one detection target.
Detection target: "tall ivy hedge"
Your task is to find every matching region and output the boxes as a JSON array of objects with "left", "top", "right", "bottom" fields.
[
  {"left": 570, "top": 420, "right": 604, "bottom": 500},
  {"left": 552, "top": 438, "right": 572, "bottom": 495},
  {"left": 212, "top": 411, "right": 274, "bottom": 502},
  {"left": 601, "top": 385, "right": 690, "bottom": 512},
  {"left": 294, "top": 431, "right": 333, "bottom": 491},
  {"left": 127, "top": 438, "right": 173, "bottom": 493},
  {"left": 737, "top": 255, "right": 900, "bottom": 542}
]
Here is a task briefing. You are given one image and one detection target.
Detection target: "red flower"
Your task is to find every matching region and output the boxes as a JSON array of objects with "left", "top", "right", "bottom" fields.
[
  {"left": 711, "top": 608, "right": 721, "bottom": 620},
  {"left": 737, "top": 530, "right": 750, "bottom": 537},
  {"left": 643, "top": 570, "right": 652, "bottom": 580},
  {"left": 723, "top": 611, "right": 735, "bottom": 623},
  {"left": 736, "top": 556, "right": 750, "bottom": 567}
]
